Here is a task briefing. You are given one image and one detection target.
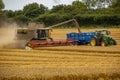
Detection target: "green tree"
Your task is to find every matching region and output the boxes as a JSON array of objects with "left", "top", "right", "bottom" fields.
[
  {"left": 4, "top": 10, "right": 15, "bottom": 18},
  {"left": 111, "top": 0, "right": 120, "bottom": 15},
  {"left": 0, "top": 0, "right": 5, "bottom": 26},
  {"left": 14, "top": 10, "right": 23, "bottom": 16},
  {"left": 23, "top": 3, "right": 48, "bottom": 18},
  {"left": 51, "top": 5, "right": 65, "bottom": 13},
  {"left": 0, "top": 0, "right": 4, "bottom": 10},
  {"left": 14, "top": 14, "right": 31, "bottom": 26},
  {"left": 51, "top": 4, "right": 73, "bottom": 14},
  {"left": 71, "top": 1, "right": 87, "bottom": 14}
]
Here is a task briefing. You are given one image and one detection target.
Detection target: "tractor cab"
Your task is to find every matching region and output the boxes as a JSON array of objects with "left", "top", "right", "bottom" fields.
[
  {"left": 95, "top": 30, "right": 111, "bottom": 40},
  {"left": 95, "top": 30, "right": 110, "bottom": 36}
]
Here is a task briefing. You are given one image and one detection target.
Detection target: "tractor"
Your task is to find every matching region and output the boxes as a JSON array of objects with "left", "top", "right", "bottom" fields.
[{"left": 90, "top": 30, "right": 117, "bottom": 46}]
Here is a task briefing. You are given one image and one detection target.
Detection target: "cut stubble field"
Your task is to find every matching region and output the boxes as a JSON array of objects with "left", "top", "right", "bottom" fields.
[{"left": 0, "top": 28, "right": 120, "bottom": 79}]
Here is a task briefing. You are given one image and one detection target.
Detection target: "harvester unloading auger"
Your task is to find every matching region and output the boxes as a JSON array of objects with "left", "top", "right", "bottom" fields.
[
  {"left": 48, "top": 19, "right": 81, "bottom": 33},
  {"left": 16, "top": 19, "right": 117, "bottom": 49}
]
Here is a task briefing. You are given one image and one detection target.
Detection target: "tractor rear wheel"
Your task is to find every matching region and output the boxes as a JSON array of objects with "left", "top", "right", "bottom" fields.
[
  {"left": 101, "top": 40, "right": 108, "bottom": 47},
  {"left": 90, "top": 38, "right": 96, "bottom": 46}
]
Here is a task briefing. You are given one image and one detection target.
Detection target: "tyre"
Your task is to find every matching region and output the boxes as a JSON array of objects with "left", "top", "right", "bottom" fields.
[
  {"left": 25, "top": 46, "right": 32, "bottom": 50},
  {"left": 25, "top": 42, "right": 32, "bottom": 50},
  {"left": 112, "top": 39, "right": 117, "bottom": 45},
  {"left": 101, "top": 40, "right": 108, "bottom": 47},
  {"left": 75, "top": 41, "right": 79, "bottom": 45},
  {"left": 90, "top": 37, "right": 97, "bottom": 46}
]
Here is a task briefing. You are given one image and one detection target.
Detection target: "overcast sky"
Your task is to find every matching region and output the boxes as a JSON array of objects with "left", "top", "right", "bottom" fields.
[{"left": 3, "top": 0, "right": 76, "bottom": 11}]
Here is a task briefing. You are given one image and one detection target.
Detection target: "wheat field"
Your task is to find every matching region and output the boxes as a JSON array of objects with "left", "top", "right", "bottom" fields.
[{"left": 0, "top": 28, "right": 120, "bottom": 80}]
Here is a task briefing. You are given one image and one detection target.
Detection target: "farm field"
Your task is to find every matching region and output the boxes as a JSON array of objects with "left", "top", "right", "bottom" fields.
[{"left": 0, "top": 28, "right": 120, "bottom": 79}]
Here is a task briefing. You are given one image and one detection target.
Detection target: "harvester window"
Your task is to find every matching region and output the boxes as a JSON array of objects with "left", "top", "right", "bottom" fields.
[
  {"left": 41, "top": 30, "right": 46, "bottom": 37},
  {"left": 37, "top": 30, "right": 47, "bottom": 39}
]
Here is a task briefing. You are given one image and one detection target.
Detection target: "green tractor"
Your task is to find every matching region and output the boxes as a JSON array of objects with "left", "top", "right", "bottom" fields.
[{"left": 90, "top": 30, "right": 117, "bottom": 46}]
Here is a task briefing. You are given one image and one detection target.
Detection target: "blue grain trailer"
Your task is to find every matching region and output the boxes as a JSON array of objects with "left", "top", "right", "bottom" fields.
[{"left": 67, "top": 32, "right": 95, "bottom": 45}]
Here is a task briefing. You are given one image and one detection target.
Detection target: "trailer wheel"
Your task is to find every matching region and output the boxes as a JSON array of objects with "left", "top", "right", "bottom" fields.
[{"left": 90, "top": 38, "right": 96, "bottom": 46}]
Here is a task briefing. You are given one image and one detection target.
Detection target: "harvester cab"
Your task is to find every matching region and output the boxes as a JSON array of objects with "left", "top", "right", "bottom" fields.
[
  {"left": 33, "top": 28, "right": 52, "bottom": 41},
  {"left": 16, "top": 28, "right": 52, "bottom": 40},
  {"left": 90, "top": 30, "right": 117, "bottom": 46}
]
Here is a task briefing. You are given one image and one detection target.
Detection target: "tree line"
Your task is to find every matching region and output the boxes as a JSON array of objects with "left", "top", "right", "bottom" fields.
[{"left": 0, "top": 0, "right": 120, "bottom": 27}]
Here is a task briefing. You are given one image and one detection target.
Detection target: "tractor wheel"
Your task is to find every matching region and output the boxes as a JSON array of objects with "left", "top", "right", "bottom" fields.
[
  {"left": 112, "top": 39, "right": 117, "bottom": 45},
  {"left": 101, "top": 40, "right": 108, "bottom": 47},
  {"left": 90, "top": 38, "right": 96, "bottom": 46}
]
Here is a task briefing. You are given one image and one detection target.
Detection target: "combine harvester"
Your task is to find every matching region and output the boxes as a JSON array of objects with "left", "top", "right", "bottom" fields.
[
  {"left": 16, "top": 19, "right": 117, "bottom": 49},
  {"left": 16, "top": 19, "right": 80, "bottom": 49}
]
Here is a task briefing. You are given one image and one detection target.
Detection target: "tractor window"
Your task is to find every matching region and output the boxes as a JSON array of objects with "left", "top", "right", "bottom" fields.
[
  {"left": 101, "top": 31, "right": 106, "bottom": 35},
  {"left": 106, "top": 31, "right": 110, "bottom": 35},
  {"left": 96, "top": 31, "right": 101, "bottom": 36},
  {"left": 102, "top": 31, "right": 110, "bottom": 35}
]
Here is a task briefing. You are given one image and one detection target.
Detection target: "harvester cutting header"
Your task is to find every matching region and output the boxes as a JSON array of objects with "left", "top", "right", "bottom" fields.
[{"left": 16, "top": 19, "right": 116, "bottom": 49}]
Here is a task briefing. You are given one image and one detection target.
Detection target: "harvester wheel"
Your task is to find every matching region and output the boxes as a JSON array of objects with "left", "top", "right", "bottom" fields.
[
  {"left": 25, "top": 46, "right": 32, "bottom": 50},
  {"left": 90, "top": 38, "right": 96, "bottom": 46},
  {"left": 25, "top": 42, "right": 32, "bottom": 50},
  {"left": 101, "top": 40, "right": 108, "bottom": 47}
]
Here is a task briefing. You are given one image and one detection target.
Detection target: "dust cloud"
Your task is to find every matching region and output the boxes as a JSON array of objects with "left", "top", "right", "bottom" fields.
[{"left": 0, "top": 23, "right": 17, "bottom": 48}]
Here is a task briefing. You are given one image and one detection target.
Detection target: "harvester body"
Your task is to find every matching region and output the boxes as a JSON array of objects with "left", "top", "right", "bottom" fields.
[{"left": 16, "top": 19, "right": 80, "bottom": 48}]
